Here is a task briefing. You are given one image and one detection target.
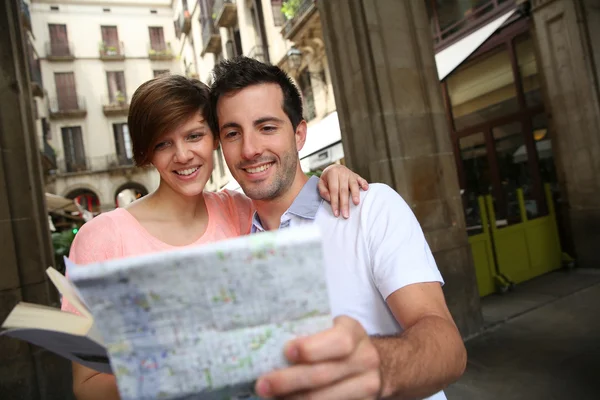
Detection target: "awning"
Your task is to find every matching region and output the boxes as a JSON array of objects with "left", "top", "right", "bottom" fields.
[
  {"left": 299, "top": 111, "right": 342, "bottom": 160},
  {"left": 45, "top": 193, "right": 80, "bottom": 213},
  {"left": 435, "top": 8, "right": 517, "bottom": 81}
]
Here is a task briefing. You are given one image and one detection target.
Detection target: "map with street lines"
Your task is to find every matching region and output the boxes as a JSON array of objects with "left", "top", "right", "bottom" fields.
[{"left": 69, "top": 225, "right": 331, "bottom": 400}]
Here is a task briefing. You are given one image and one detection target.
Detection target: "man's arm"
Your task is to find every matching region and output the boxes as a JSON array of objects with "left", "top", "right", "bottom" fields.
[
  {"left": 72, "top": 362, "right": 120, "bottom": 400},
  {"left": 373, "top": 282, "right": 466, "bottom": 399}
]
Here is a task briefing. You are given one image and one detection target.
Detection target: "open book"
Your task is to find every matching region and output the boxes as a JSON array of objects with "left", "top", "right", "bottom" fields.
[
  {"left": 1, "top": 225, "right": 331, "bottom": 400},
  {"left": 1, "top": 267, "right": 110, "bottom": 373}
]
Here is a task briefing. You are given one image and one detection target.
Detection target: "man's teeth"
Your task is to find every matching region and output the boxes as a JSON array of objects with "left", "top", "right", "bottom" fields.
[
  {"left": 175, "top": 167, "right": 199, "bottom": 176},
  {"left": 246, "top": 164, "right": 272, "bottom": 174}
]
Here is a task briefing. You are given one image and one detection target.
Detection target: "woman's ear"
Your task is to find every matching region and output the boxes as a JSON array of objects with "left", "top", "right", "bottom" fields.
[{"left": 213, "top": 137, "right": 219, "bottom": 151}]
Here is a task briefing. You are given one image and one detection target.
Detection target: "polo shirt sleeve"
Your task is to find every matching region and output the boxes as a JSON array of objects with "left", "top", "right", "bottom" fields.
[{"left": 363, "top": 184, "right": 444, "bottom": 300}]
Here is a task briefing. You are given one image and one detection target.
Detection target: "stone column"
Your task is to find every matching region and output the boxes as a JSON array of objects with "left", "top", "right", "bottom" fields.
[
  {"left": 317, "top": 0, "right": 483, "bottom": 336},
  {"left": 0, "top": 0, "right": 72, "bottom": 398},
  {"left": 531, "top": 0, "right": 600, "bottom": 268}
]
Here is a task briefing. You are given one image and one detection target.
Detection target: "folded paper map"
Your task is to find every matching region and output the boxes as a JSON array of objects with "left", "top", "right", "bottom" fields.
[{"left": 68, "top": 225, "right": 331, "bottom": 400}]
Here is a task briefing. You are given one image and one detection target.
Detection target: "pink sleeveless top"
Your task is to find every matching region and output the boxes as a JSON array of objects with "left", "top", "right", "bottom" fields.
[{"left": 61, "top": 190, "right": 253, "bottom": 313}]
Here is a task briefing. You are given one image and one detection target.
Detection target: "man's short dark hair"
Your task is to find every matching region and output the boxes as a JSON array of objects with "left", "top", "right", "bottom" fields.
[{"left": 208, "top": 57, "right": 304, "bottom": 135}]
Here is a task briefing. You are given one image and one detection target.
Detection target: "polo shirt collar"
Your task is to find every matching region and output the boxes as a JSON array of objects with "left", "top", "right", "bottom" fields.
[{"left": 251, "top": 176, "right": 323, "bottom": 232}]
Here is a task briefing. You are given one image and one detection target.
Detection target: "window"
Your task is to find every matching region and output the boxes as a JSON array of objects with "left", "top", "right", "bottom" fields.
[
  {"left": 153, "top": 69, "right": 169, "bottom": 77},
  {"left": 61, "top": 126, "right": 86, "bottom": 172},
  {"left": 106, "top": 71, "right": 126, "bottom": 104},
  {"left": 48, "top": 24, "right": 70, "bottom": 56},
  {"left": 113, "top": 123, "right": 133, "bottom": 165},
  {"left": 100, "top": 26, "right": 120, "bottom": 55},
  {"left": 298, "top": 69, "right": 316, "bottom": 121},
  {"left": 447, "top": 46, "right": 519, "bottom": 131},
  {"left": 54, "top": 72, "right": 78, "bottom": 110},
  {"left": 148, "top": 27, "right": 166, "bottom": 51}
]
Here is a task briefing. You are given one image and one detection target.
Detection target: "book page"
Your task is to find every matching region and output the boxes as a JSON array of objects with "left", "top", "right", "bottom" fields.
[{"left": 69, "top": 225, "right": 331, "bottom": 400}]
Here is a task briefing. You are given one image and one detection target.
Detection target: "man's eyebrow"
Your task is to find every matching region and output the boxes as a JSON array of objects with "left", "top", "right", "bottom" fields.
[
  {"left": 254, "top": 117, "right": 285, "bottom": 126},
  {"left": 220, "top": 121, "right": 242, "bottom": 132}
]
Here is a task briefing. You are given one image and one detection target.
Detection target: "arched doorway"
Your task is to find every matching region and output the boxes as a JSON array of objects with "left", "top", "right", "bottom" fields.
[
  {"left": 114, "top": 182, "right": 148, "bottom": 207},
  {"left": 66, "top": 188, "right": 101, "bottom": 215}
]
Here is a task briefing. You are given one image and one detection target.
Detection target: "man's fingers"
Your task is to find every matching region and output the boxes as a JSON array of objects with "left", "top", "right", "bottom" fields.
[
  {"left": 318, "top": 178, "right": 331, "bottom": 202},
  {"left": 349, "top": 178, "right": 361, "bottom": 206},
  {"left": 285, "top": 369, "right": 381, "bottom": 400},
  {"left": 286, "top": 316, "right": 367, "bottom": 364},
  {"left": 256, "top": 338, "right": 379, "bottom": 398}
]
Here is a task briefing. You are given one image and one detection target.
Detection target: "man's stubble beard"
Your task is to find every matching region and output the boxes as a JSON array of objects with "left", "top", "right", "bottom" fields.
[{"left": 240, "top": 150, "right": 298, "bottom": 201}]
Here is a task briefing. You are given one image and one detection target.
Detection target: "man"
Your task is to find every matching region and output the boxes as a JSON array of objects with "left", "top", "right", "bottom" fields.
[{"left": 209, "top": 57, "right": 466, "bottom": 400}]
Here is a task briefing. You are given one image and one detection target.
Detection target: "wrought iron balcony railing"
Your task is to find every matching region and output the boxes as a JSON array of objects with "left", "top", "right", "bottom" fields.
[
  {"left": 47, "top": 96, "right": 86, "bottom": 119},
  {"left": 281, "top": 0, "right": 316, "bottom": 40},
  {"left": 213, "top": 0, "right": 237, "bottom": 28},
  {"left": 45, "top": 41, "right": 75, "bottom": 61},
  {"left": 99, "top": 41, "right": 125, "bottom": 60},
  {"left": 148, "top": 42, "right": 174, "bottom": 60},
  {"left": 201, "top": 18, "right": 221, "bottom": 55}
]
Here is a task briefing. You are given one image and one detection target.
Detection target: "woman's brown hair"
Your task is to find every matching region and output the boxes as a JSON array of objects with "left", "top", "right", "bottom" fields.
[{"left": 128, "top": 74, "right": 211, "bottom": 166}]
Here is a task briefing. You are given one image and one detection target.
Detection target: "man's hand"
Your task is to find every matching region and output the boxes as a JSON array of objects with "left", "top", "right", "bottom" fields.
[{"left": 255, "top": 316, "right": 381, "bottom": 399}]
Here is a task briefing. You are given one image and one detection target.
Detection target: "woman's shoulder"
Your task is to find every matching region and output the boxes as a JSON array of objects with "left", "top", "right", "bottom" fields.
[
  {"left": 69, "top": 209, "right": 130, "bottom": 264},
  {"left": 205, "top": 190, "right": 254, "bottom": 235}
]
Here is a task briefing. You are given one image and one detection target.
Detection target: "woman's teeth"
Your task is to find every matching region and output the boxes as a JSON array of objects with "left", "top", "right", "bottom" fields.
[
  {"left": 175, "top": 167, "right": 199, "bottom": 176},
  {"left": 246, "top": 164, "right": 272, "bottom": 173}
]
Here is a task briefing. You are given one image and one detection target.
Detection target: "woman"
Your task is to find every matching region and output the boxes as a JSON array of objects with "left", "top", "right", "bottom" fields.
[{"left": 66, "top": 74, "right": 367, "bottom": 399}]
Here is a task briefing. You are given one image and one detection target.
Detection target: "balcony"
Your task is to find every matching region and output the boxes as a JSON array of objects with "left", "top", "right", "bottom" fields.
[
  {"left": 21, "top": 1, "right": 31, "bottom": 32},
  {"left": 28, "top": 52, "right": 43, "bottom": 97},
  {"left": 45, "top": 41, "right": 75, "bottom": 61},
  {"left": 281, "top": 0, "right": 317, "bottom": 41},
  {"left": 99, "top": 41, "right": 125, "bottom": 61},
  {"left": 148, "top": 42, "right": 174, "bottom": 60},
  {"left": 179, "top": 9, "right": 192, "bottom": 35},
  {"left": 213, "top": 0, "right": 237, "bottom": 28},
  {"left": 247, "top": 45, "right": 266, "bottom": 63},
  {"left": 57, "top": 154, "right": 135, "bottom": 175},
  {"left": 431, "top": 0, "right": 517, "bottom": 51},
  {"left": 41, "top": 138, "right": 57, "bottom": 174},
  {"left": 48, "top": 96, "right": 87, "bottom": 119},
  {"left": 201, "top": 18, "right": 221, "bottom": 56},
  {"left": 102, "top": 94, "right": 129, "bottom": 116}
]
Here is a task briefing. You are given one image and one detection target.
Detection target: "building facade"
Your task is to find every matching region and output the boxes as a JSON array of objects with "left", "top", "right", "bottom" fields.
[{"left": 30, "top": 0, "right": 182, "bottom": 213}]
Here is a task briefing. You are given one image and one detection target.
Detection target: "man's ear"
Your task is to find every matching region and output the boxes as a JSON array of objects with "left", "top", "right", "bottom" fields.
[
  {"left": 213, "top": 137, "right": 219, "bottom": 151},
  {"left": 295, "top": 120, "right": 307, "bottom": 152}
]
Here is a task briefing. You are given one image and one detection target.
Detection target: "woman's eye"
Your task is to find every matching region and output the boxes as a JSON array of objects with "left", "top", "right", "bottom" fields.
[
  {"left": 154, "top": 142, "right": 168, "bottom": 150},
  {"left": 224, "top": 131, "right": 239, "bottom": 139},
  {"left": 188, "top": 132, "right": 204, "bottom": 140}
]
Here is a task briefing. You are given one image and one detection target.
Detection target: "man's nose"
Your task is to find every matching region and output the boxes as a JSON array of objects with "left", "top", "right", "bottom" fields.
[{"left": 241, "top": 133, "right": 261, "bottom": 160}]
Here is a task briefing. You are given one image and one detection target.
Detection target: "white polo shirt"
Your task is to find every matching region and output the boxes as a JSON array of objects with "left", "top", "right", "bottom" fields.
[{"left": 251, "top": 176, "right": 446, "bottom": 400}]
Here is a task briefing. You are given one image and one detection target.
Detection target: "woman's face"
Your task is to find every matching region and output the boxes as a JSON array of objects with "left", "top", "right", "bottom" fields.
[{"left": 150, "top": 112, "right": 218, "bottom": 198}]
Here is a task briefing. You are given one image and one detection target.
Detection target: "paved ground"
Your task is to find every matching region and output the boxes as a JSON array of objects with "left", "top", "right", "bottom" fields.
[{"left": 445, "top": 269, "right": 600, "bottom": 400}]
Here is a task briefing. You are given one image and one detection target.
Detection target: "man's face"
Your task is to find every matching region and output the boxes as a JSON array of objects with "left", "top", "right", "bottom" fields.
[{"left": 217, "top": 83, "right": 306, "bottom": 200}]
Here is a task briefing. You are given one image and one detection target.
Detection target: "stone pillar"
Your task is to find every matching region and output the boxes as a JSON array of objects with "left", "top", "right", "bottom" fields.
[
  {"left": 531, "top": 0, "right": 600, "bottom": 268},
  {"left": 317, "top": 0, "right": 483, "bottom": 336},
  {"left": 0, "top": 0, "right": 73, "bottom": 398}
]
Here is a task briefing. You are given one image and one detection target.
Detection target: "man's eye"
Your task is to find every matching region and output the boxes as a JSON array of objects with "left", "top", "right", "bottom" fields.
[
  {"left": 262, "top": 126, "right": 277, "bottom": 133},
  {"left": 224, "top": 131, "right": 239, "bottom": 139}
]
